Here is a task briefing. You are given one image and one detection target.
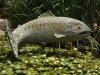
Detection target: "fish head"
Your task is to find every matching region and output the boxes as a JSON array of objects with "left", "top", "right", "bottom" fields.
[{"left": 65, "top": 19, "right": 91, "bottom": 40}]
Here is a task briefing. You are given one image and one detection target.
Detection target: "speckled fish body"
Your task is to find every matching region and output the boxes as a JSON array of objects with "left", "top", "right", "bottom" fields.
[
  {"left": 13, "top": 17, "right": 90, "bottom": 44},
  {"left": 6, "top": 11, "right": 91, "bottom": 58}
]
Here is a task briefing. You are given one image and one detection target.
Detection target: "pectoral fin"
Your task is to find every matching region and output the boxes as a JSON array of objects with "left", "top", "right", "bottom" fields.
[{"left": 54, "top": 33, "right": 66, "bottom": 38}]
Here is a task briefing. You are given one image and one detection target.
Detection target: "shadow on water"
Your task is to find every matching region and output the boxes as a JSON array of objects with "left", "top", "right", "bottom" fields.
[
  {"left": 0, "top": 44, "right": 69, "bottom": 62},
  {"left": 0, "top": 43, "right": 100, "bottom": 63},
  {"left": 0, "top": 51, "right": 20, "bottom": 62}
]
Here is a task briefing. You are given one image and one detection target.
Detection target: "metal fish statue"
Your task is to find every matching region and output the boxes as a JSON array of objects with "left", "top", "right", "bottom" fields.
[{"left": 5, "top": 11, "right": 91, "bottom": 58}]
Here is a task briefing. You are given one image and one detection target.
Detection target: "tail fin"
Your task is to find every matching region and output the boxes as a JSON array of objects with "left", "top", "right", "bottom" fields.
[{"left": 5, "top": 19, "right": 18, "bottom": 58}]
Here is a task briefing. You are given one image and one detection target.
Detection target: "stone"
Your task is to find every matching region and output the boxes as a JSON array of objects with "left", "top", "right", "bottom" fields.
[
  {"left": 0, "top": 19, "right": 6, "bottom": 35},
  {"left": 0, "top": 29, "right": 5, "bottom": 36},
  {"left": 0, "top": 19, "right": 6, "bottom": 30}
]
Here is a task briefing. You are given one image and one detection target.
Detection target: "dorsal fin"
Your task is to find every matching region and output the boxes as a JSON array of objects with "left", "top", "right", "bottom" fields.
[
  {"left": 17, "top": 24, "right": 21, "bottom": 28},
  {"left": 38, "top": 10, "right": 55, "bottom": 18}
]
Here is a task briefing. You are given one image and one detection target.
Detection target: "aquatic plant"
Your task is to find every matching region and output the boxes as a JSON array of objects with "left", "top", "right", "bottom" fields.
[{"left": 0, "top": 36, "right": 100, "bottom": 74}]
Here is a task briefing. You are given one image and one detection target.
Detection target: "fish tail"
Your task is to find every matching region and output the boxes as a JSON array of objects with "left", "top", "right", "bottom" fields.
[{"left": 5, "top": 19, "right": 19, "bottom": 58}]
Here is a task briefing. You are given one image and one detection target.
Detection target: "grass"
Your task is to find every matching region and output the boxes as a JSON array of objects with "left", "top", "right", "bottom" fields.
[
  {"left": 0, "top": 36, "right": 100, "bottom": 75},
  {"left": 5, "top": 0, "right": 100, "bottom": 27}
]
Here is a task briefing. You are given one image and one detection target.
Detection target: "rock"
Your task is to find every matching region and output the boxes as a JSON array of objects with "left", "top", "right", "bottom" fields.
[
  {"left": 0, "top": 29, "right": 5, "bottom": 36},
  {"left": 0, "top": 19, "right": 6, "bottom": 36},
  {"left": 0, "top": 19, "right": 6, "bottom": 30}
]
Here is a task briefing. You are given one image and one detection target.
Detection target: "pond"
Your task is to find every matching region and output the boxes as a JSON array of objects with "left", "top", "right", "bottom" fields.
[{"left": 0, "top": 36, "right": 100, "bottom": 75}]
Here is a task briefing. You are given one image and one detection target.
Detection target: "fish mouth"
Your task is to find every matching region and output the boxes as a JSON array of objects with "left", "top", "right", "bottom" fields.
[{"left": 78, "top": 31, "right": 90, "bottom": 35}]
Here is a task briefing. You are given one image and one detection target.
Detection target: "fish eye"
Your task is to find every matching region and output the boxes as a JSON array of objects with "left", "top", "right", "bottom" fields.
[
  {"left": 77, "top": 26, "right": 81, "bottom": 29},
  {"left": 77, "top": 26, "right": 81, "bottom": 30}
]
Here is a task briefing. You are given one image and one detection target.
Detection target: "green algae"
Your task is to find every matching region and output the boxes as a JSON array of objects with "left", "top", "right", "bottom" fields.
[{"left": 0, "top": 36, "right": 100, "bottom": 75}]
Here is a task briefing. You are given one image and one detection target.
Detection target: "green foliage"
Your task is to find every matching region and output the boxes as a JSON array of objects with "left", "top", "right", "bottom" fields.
[
  {"left": 5, "top": 0, "right": 100, "bottom": 27},
  {"left": 0, "top": 36, "right": 100, "bottom": 74}
]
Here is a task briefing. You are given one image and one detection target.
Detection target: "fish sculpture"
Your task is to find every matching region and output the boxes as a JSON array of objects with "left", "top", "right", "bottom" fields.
[{"left": 5, "top": 11, "right": 91, "bottom": 58}]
